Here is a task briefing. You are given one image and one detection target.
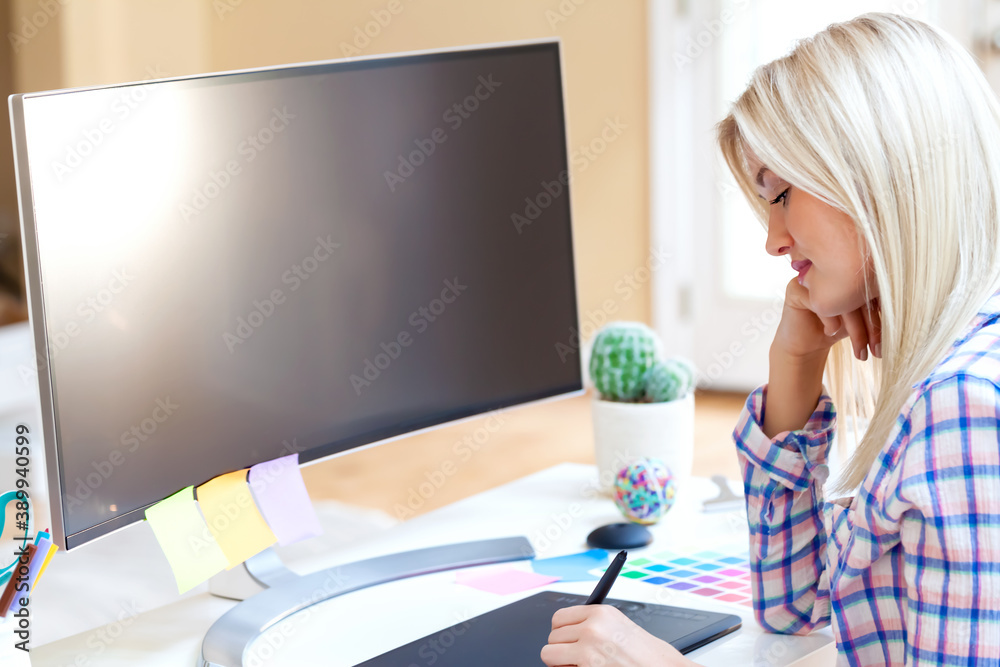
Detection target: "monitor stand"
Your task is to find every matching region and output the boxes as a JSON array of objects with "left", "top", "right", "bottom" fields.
[{"left": 197, "top": 536, "right": 535, "bottom": 667}]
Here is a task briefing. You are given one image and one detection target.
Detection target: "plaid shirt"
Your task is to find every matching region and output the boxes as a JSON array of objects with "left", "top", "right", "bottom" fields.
[{"left": 734, "top": 294, "right": 1000, "bottom": 666}]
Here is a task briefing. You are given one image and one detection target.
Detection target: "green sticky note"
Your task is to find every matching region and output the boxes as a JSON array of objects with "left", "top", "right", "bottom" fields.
[{"left": 145, "top": 486, "right": 229, "bottom": 593}]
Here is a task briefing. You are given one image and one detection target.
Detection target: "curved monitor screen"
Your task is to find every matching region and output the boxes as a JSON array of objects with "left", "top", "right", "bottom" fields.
[{"left": 13, "top": 41, "right": 580, "bottom": 548}]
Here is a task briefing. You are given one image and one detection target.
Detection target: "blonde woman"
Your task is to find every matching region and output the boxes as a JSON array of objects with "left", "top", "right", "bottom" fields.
[{"left": 542, "top": 13, "right": 1000, "bottom": 667}]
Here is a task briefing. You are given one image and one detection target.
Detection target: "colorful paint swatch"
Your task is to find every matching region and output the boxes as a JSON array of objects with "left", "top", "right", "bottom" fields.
[
  {"left": 456, "top": 567, "right": 559, "bottom": 595},
  {"left": 692, "top": 587, "right": 720, "bottom": 597},
  {"left": 248, "top": 454, "right": 323, "bottom": 546},
  {"left": 668, "top": 569, "right": 699, "bottom": 578},
  {"left": 197, "top": 470, "right": 277, "bottom": 569},
  {"left": 530, "top": 549, "right": 609, "bottom": 582},
  {"left": 145, "top": 486, "right": 229, "bottom": 593},
  {"left": 667, "top": 581, "right": 697, "bottom": 591},
  {"left": 587, "top": 544, "right": 756, "bottom": 608}
]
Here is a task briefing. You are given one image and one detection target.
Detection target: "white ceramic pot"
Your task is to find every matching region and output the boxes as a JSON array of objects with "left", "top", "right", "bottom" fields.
[{"left": 591, "top": 392, "right": 695, "bottom": 495}]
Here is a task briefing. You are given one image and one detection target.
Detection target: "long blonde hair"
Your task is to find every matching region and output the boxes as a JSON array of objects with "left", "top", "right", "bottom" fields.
[{"left": 717, "top": 13, "right": 1000, "bottom": 492}]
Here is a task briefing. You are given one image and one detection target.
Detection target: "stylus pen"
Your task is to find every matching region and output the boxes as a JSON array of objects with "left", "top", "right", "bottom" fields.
[{"left": 585, "top": 550, "right": 627, "bottom": 605}]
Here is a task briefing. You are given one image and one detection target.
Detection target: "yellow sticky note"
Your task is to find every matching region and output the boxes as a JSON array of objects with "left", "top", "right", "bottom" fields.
[
  {"left": 32, "top": 544, "right": 58, "bottom": 591},
  {"left": 145, "top": 486, "right": 229, "bottom": 593},
  {"left": 197, "top": 470, "right": 277, "bottom": 569}
]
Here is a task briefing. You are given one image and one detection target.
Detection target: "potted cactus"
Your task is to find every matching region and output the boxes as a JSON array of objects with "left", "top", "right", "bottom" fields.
[{"left": 589, "top": 322, "right": 696, "bottom": 494}]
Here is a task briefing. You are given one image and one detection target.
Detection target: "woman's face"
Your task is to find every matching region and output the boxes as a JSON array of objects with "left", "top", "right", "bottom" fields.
[{"left": 748, "top": 157, "right": 875, "bottom": 318}]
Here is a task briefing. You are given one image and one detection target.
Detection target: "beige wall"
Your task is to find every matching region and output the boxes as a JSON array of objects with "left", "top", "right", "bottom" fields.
[
  {"left": 14, "top": 0, "right": 651, "bottom": 331},
  {"left": 60, "top": 0, "right": 211, "bottom": 87}
]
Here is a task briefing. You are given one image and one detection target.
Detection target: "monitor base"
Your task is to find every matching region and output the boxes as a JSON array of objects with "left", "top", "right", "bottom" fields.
[
  {"left": 207, "top": 548, "right": 296, "bottom": 602},
  {"left": 197, "top": 535, "right": 535, "bottom": 667}
]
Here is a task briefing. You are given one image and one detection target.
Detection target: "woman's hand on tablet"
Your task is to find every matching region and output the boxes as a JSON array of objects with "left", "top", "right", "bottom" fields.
[{"left": 541, "top": 605, "right": 699, "bottom": 667}]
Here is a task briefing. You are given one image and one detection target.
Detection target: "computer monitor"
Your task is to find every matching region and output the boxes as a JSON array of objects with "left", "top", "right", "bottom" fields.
[{"left": 9, "top": 38, "right": 581, "bottom": 553}]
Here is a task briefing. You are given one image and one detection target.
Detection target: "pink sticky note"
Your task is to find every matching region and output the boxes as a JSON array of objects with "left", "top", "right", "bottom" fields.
[
  {"left": 455, "top": 567, "right": 559, "bottom": 595},
  {"left": 248, "top": 454, "right": 323, "bottom": 546}
]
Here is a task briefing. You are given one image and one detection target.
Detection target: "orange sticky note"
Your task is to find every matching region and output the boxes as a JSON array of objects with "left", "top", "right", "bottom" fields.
[{"left": 196, "top": 470, "right": 277, "bottom": 569}]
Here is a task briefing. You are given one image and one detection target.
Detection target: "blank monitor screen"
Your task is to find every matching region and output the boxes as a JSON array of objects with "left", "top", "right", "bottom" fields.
[{"left": 12, "top": 41, "right": 580, "bottom": 549}]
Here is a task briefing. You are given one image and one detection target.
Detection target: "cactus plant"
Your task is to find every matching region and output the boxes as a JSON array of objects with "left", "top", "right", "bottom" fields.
[
  {"left": 588, "top": 322, "right": 660, "bottom": 401},
  {"left": 644, "top": 359, "right": 695, "bottom": 403},
  {"left": 590, "top": 322, "right": 698, "bottom": 492},
  {"left": 589, "top": 322, "right": 696, "bottom": 403}
]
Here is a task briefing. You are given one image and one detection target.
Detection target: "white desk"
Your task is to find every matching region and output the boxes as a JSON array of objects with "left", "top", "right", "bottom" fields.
[{"left": 28, "top": 463, "right": 834, "bottom": 666}]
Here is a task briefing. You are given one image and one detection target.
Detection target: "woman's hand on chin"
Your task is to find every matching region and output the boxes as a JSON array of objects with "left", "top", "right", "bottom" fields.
[{"left": 773, "top": 278, "right": 881, "bottom": 362}]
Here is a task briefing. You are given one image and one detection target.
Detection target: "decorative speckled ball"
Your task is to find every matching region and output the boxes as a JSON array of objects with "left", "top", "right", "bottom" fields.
[{"left": 613, "top": 458, "right": 676, "bottom": 525}]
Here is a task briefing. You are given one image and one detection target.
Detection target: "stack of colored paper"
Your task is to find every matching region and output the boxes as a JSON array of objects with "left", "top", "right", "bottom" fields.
[{"left": 0, "top": 530, "right": 59, "bottom": 617}]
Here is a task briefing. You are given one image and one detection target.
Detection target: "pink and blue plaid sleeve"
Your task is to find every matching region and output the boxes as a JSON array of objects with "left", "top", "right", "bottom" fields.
[
  {"left": 893, "top": 373, "right": 1000, "bottom": 665},
  {"left": 733, "top": 385, "right": 836, "bottom": 634}
]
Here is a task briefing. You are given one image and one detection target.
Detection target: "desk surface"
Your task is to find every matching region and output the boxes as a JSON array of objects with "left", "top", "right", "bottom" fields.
[{"left": 29, "top": 463, "right": 834, "bottom": 667}]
